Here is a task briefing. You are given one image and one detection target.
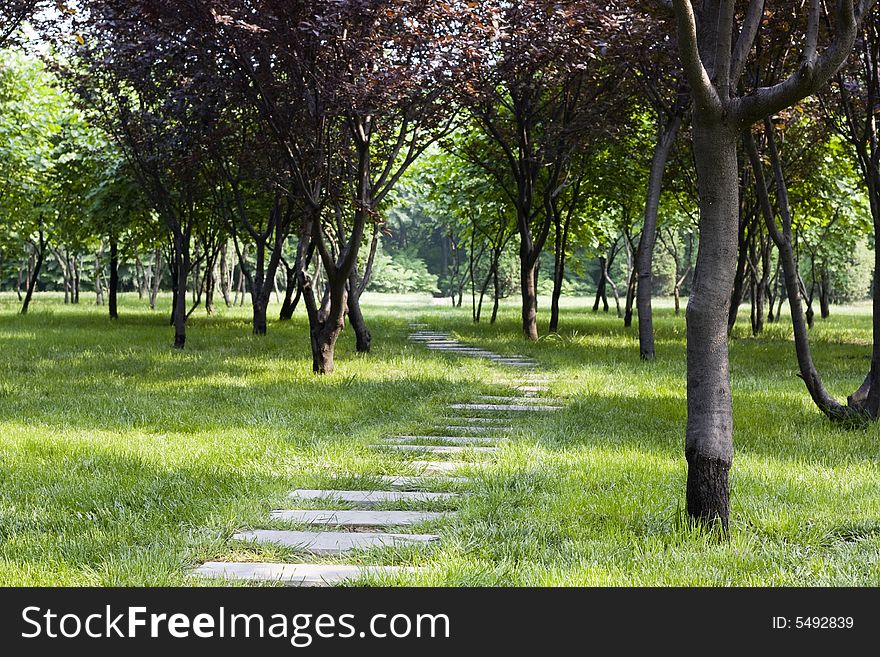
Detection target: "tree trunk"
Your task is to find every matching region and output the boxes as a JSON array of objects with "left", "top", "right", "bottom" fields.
[
  {"left": 623, "top": 266, "right": 637, "bottom": 328},
  {"left": 150, "top": 249, "right": 162, "bottom": 310},
  {"left": 592, "top": 257, "right": 609, "bottom": 313},
  {"left": 491, "top": 264, "right": 501, "bottom": 324},
  {"left": 520, "top": 254, "right": 538, "bottom": 340},
  {"left": 728, "top": 218, "right": 750, "bottom": 331},
  {"left": 279, "top": 264, "right": 298, "bottom": 321},
  {"left": 72, "top": 255, "right": 80, "bottom": 304},
  {"left": 819, "top": 267, "right": 831, "bottom": 319},
  {"left": 109, "top": 237, "right": 119, "bottom": 319},
  {"left": 685, "top": 118, "right": 738, "bottom": 531},
  {"left": 172, "top": 233, "right": 189, "bottom": 349},
  {"left": 20, "top": 235, "right": 45, "bottom": 315},
  {"left": 220, "top": 243, "right": 232, "bottom": 307},
  {"left": 347, "top": 281, "right": 372, "bottom": 353},
  {"left": 637, "top": 113, "right": 682, "bottom": 359}
]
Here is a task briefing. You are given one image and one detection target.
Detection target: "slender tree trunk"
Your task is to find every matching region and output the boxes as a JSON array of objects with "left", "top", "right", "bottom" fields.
[
  {"left": 347, "top": 278, "right": 372, "bottom": 353},
  {"left": 150, "top": 249, "right": 162, "bottom": 310},
  {"left": 172, "top": 233, "right": 189, "bottom": 349},
  {"left": 685, "top": 119, "right": 739, "bottom": 531},
  {"left": 819, "top": 267, "right": 831, "bottom": 319},
  {"left": 109, "top": 237, "right": 119, "bottom": 319},
  {"left": 593, "top": 257, "right": 609, "bottom": 313},
  {"left": 21, "top": 235, "right": 45, "bottom": 315},
  {"left": 72, "top": 255, "right": 80, "bottom": 304},
  {"left": 491, "top": 263, "right": 501, "bottom": 324},
  {"left": 135, "top": 256, "right": 145, "bottom": 299},
  {"left": 219, "top": 243, "right": 232, "bottom": 307},
  {"left": 279, "top": 264, "right": 298, "bottom": 321},
  {"left": 623, "top": 266, "right": 637, "bottom": 327},
  {"left": 637, "top": 113, "right": 682, "bottom": 359}
]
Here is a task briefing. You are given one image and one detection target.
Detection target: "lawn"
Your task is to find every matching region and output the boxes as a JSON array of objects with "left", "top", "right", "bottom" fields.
[{"left": 0, "top": 291, "right": 878, "bottom": 586}]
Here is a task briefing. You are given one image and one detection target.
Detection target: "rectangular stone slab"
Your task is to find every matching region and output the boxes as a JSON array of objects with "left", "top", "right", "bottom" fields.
[
  {"left": 372, "top": 444, "right": 499, "bottom": 454},
  {"left": 269, "top": 509, "right": 450, "bottom": 526},
  {"left": 517, "top": 386, "right": 549, "bottom": 392},
  {"left": 437, "top": 425, "right": 503, "bottom": 433},
  {"left": 192, "top": 562, "right": 420, "bottom": 586},
  {"left": 232, "top": 529, "right": 439, "bottom": 554},
  {"left": 441, "top": 416, "right": 510, "bottom": 423},
  {"left": 411, "top": 460, "right": 469, "bottom": 473},
  {"left": 477, "top": 396, "right": 562, "bottom": 404},
  {"left": 387, "top": 436, "right": 501, "bottom": 445},
  {"left": 289, "top": 489, "right": 459, "bottom": 504},
  {"left": 449, "top": 403, "right": 561, "bottom": 412},
  {"left": 378, "top": 475, "right": 472, "bottom": 488}
]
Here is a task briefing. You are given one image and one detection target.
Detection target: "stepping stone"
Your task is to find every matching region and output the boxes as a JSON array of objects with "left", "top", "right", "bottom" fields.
[
  {"left": 412, "top": 461, "right": 469, "bottom": 473},
  {"left": 373, "top": 444, "right": 499, "bottom": 454},
  {"left": 442, "top": 416, "right": 511, "bottom": 424},
  {"left": 449, "top": 403, "right": 562, "bottom": 412},
  {"left": 232, "top": 530, "right": 439, "bottom": 554},
  {"left": 192, "top": 562, "right": 420, "bottom": 587},
  {"left": 426, "top": 346, "right": 491, "bottom": 353},
  {"left": 289, "top": 489, "right": 459, "bottom": 505},
  {"left": 517, "top": 386, "right": 549, "bottom": 392},
  {"left": 386, "top": 436, "right": 501, "bottom": 445},
  {"left": 270, "top": 509, "right": 450, "bottom": 527},
  {"left": 438, "top": 425, "right": 504, "bottom": 433},
  {"left": 477, "top": 395, "right": 562, "bottom": 404},
  {"left": 377, "top": 475, "right": 472, "bottom": 488}
]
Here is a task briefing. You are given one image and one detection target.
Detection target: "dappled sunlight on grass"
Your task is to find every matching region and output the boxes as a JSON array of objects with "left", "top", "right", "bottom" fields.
[{"left": 0, "top": 292, "right": 879, "bottom": 585}]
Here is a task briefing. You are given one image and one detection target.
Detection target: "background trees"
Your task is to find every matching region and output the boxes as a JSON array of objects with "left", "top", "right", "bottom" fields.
[{"left": 3, "top": 1, "right": 880, "bottom": 533}]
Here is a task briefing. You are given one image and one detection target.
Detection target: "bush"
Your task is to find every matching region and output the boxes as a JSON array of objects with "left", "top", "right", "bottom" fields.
[
  {"left": 367, "top": 248, "right": 439, "bottom": 294},
  {"left": 828, "top": 238, "right": 873, "bottom": 303}
]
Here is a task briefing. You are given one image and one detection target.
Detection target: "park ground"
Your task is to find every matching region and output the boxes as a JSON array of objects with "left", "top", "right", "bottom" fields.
[{"left": 0, "top": 292, "right": 878, "bottom": 586}]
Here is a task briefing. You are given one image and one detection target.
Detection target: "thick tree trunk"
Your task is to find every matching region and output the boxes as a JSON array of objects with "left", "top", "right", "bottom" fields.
[
  {"left": 253, "top": 295, "right": 268, "bottom": 335},
  {"left": 109, "top": 237, "right": 119, "bottom": 320},
  {"left": 520, "top": 254, "right": 539, "bottom": 340},
  {"left": 685, "top": 119, "right": 738, "bottom": 531},
  {"left": 637, "top": 113, "right": 682, "bottom": 359},
  {"left": 728, "top": 218, "right": 750, "bottom": 331}
]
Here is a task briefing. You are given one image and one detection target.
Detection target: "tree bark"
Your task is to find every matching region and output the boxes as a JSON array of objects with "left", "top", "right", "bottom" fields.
[
  {"left": 347, "top": 278, "right": 372, "bottom": 353},
  {"left": 592, "top": 257, "right": 609, "bottom": 313},
  {"left": 109, "top": 237, "right": 119, "bottom": 319},
  {"left": 150, "top": 248, "right": 162, "bottom": 310},
  {"left": 520, "top": 252, "right": 539, "bottom": 340},
  {"left": 172, "top": 232, "right": 189, "bottom": 349},
  {"left": 637, "top": 113, "right": 683, "bottom": 359},
  {"left": 685, "top": 117, "right": 739, "bottom": 531},
  {"left": 20, "top": 232, "right": 45, "bottom": 315}
]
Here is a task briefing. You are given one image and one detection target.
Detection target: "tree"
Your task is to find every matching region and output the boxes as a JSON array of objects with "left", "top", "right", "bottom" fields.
[
  {"left": 669, "top": 0, "right": 874, "bottom": 529},
  {"left": 461, "top": 0, "right": 622, "bottom": 340}
]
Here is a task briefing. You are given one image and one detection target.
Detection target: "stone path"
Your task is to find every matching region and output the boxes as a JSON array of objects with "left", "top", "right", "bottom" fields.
[
  {"left": 269, "top": 509, "right": 450, "bottom": 526},
  {"left": 192, "top": 324, "right": 561, "bottom": 586}
]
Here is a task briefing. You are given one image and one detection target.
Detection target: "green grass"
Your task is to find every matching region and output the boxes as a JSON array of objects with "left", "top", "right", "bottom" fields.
[{"left": 0, "top": 291, "right": 878, "bottom": 586}]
